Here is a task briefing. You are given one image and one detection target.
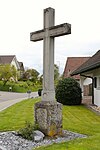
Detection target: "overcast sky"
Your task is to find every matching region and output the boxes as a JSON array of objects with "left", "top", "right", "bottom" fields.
[{"left": 0, "top": 0, "right": 100, "bottom": 74}]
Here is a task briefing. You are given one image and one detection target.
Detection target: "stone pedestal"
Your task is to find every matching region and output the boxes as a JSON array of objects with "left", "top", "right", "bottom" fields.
[{"left": 34, "top": 101, "right": 62, "bottom": 136}]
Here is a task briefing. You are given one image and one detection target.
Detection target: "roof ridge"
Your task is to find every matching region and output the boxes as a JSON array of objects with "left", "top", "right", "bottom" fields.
[{"left": 71, "top": 50, "right": 100, "bottom": 75}]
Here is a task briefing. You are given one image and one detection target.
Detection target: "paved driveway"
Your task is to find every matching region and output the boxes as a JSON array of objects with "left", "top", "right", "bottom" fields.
[{"left": 0, "top": 91, "right": 38, "bottom": 112}]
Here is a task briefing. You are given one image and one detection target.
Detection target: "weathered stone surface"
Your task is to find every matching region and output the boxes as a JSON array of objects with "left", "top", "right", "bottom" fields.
[
  {"left": 33, "top": 130, "right": 45, "bottom": 142},
  {"left": 30, "top": 7, "right": 71, "bottom": 137},
  {"left": 34, "top": 101, "right": 62, "bottom": 136},
  {"left": 0, "top": 145, "right": 7, "bottom": 150},
  {"left": 30, "top": 7, "right": 71, "bottom": 102},
  {"left": 36, "top": 108, "right": 47, "bottom": 129}
]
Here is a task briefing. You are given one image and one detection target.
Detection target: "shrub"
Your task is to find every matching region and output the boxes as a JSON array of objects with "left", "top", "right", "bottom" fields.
[
  {"left": 18, "top": 82, "right": 29, "bottom": 88},
  {"left": 55, "top": 78, "right": 82, "bottom": 105},
  {"left": 0, "top": 80, "right": 42, "bottom": 93},
  {"left": 26, "top": 80, "right": 33, "bottom": 86},
  {"left": 18, "top": 121, "right": 39, "bottom": 140}
]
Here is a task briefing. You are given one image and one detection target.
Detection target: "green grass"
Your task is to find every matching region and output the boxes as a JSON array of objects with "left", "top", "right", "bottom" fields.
[
  {"left": 63, "top": 105, "right": 100, "bottom": 135},
  {"left": 36, "top": 105, "right": 100, "bottom": 150},
  {"left": 0, "top": 99, "right": 100, "bottom": 150},
  {"left": 0, "top": 98, "right": 39, "bottom": 131}
]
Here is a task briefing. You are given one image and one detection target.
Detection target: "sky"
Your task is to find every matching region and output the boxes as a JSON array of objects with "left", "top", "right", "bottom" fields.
[{"left": 0, "top": 0, "right": 100, "bottom": 74}]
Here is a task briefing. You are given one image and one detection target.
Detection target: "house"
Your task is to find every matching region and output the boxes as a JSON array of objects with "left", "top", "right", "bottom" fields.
[
  {"left": 18, "top": 61, "right": 25, "bottom": 78},
  {"left": 0, "top": 55, "right": 24, "bottom": 78},
  {"left": 0, "top": 55, "right": 20, "bottom": 70},
  {"left": 71, "top": 50, "right": 100, "bottom": 106},
  {"left": 63, "top": 57, "right": 92, "bottom": 96},
  {"left": 63, "top": 57, "right": 90, "bottom": 82}
]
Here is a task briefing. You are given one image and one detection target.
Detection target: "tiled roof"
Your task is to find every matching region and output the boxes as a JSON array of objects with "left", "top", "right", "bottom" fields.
[
  {"left": 63, "top": 57, "right": 90, "bottom": 79},
  {"left": 71, "top": 50, "right": 100, "bottom": 75},
  {"left": 0, "top": 55, "right": 15, "bottom": 64}
]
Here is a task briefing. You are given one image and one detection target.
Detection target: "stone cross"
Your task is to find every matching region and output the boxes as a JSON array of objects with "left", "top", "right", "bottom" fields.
[
  {"left": 30, "top": 7, "right": 71, "bottom": 102},
  {"left": 30, "top": 7, "right": 71, "bottom": 136}
]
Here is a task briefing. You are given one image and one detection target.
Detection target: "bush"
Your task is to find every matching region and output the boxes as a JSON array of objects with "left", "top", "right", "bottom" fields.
[
  {"left": 18, "top": 82, "right": 29, "bottom": 88},
  {"left": 18, "top": 121, "right": 39, "bottom": 140},
  {"left": 55, "top": 78, "right": 82, "bottom": 105}
]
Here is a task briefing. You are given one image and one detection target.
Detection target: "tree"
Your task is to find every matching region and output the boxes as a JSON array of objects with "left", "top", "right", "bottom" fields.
[
  {"left": 38, "top": 74, "right": 43, "bottom": 84},
  {"left": 54, "top": 64, "right": 60, "bottom": 83},
  {"left": 0, "top": 64, "right": 18, "bottom": 85},
  {"left": 23, "top": 68, "right": 39, "bottom": 83}
]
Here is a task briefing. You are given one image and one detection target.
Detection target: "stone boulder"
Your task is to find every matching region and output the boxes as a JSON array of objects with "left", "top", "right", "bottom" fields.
[{"left": 32, "top": 130, "right": 45, "bottom": 142}]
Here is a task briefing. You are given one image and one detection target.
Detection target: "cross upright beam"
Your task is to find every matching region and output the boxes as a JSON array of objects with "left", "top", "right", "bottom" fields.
[{"left": 30, "top": 7, "right": 71, "bottom": 101}]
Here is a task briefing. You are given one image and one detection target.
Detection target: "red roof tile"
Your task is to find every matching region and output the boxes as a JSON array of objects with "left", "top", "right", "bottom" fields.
[
  {"left": 63, "top": 57, "right": 90, "bottom": 80},
  {"left": 72, "top": 50, "right": 100, "bottom": 75}
]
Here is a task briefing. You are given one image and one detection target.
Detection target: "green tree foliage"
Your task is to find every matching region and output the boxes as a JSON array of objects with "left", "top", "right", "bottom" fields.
[
  {"left": 54, "top": 64, "right": 60, "bottom": 82},
  {"left": 23, "top": 68, "right": 39, "bottom": 83},
  {"left": 0, "top": 64, "right": 17, "bottom": 85},
  {"left": 55, "top": 78, "right": 82, "bottom": 105},
  {"left": 38, "top": 64, "right": 60, "bottom": 85},
  {"left": 38, "top": 74, "right": 43, "bottom": 84}
]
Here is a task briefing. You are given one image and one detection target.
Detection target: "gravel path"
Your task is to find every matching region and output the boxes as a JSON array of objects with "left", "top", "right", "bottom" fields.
[{"left": 0, "top": 130, "right": 87, "bottom": 150}]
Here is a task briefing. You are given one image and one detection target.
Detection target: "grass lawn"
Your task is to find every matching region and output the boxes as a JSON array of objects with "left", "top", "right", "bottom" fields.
[
  {"left": 0, "top": 98, "right": 100, "bottom": 150},
  {"left": 0, "top": 98, "right": 40, "bottom": 131}
]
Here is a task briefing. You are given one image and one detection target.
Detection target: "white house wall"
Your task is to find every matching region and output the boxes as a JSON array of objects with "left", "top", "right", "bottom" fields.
[
  {"left": 80, "top": 76, "right": 92, "bottom": 97},
  {"left": 83, "top": 78, "right": 92, "bottom": 85},
  {"left": 80, "top": 76, "right": 84, "bottom": 97},
  {"left": 80, "top": 68, "right": 100, "bottom": 106},
  {"left": 11, "top": 60, "right": 17, "bottom": 70},
  {"left": 94, "top": 88, "right": 100, "bottom": 106},
  {"left": 11, "top": 56, "right": 20, "bottom": 70},
  {"left": 93, "top": 68, "right": 100, "bottom": 106}
]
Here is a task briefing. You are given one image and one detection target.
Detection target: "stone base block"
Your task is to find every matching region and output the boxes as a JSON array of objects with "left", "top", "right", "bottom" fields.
[{"left": 34, "top": 101, "right": 62, "bottom": 137}]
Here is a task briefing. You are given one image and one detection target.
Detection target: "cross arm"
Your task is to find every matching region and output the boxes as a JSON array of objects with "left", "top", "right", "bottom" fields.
[
  {"left": 49, "top": 23, "right": 71, "bottom": 37},
  {"left": 30, "top": 29, "right": 44, "bottom": 42}
]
